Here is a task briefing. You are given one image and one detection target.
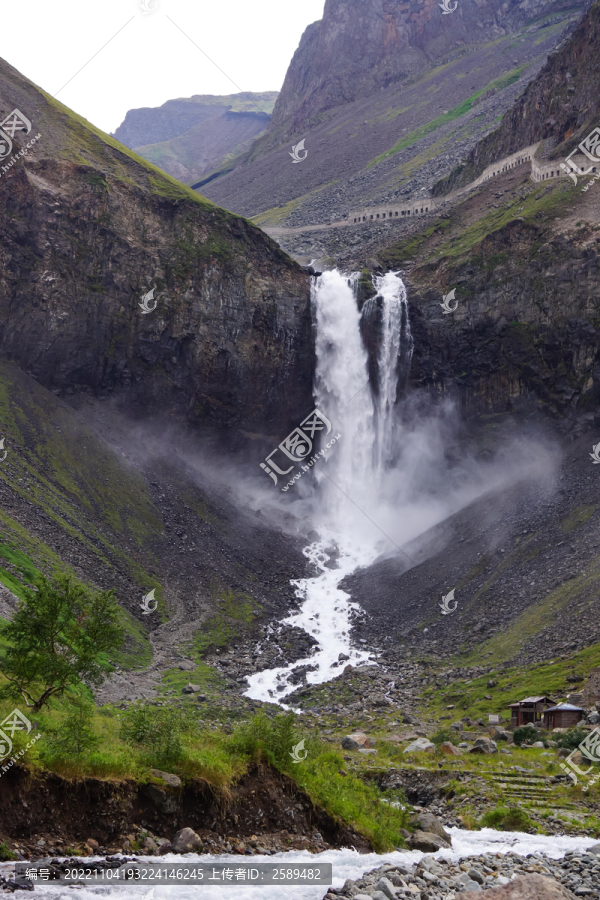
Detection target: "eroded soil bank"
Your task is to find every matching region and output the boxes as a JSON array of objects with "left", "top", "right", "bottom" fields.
[{"left": 0, "top": 763, "right": 370, "bottom": 859}]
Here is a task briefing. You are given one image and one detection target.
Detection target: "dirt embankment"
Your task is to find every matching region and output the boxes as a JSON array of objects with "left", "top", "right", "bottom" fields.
[{"left": 0, "top": 764, "right": 370, "bottom": 858}]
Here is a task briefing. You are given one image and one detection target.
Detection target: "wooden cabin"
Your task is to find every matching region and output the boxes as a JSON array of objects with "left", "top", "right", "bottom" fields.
[
  {"left": 542, "top": 703, "right": 585, "bottom": 730},
  {"left": 508, "top": 696, "right": 554, "bottom": 727}
]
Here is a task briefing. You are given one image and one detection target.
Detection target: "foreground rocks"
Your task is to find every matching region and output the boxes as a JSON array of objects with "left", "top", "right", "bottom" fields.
[
  {"left": 462, "top": 874, "right": 577, "bottom": 899},
  {"left": 322, "top": 850, "right": 600, "bottom": 898}
]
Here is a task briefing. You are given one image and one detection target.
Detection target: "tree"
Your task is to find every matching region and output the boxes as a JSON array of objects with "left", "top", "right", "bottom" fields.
[{"left": 0, "top": 573, "right": 123, "bottom": 711}]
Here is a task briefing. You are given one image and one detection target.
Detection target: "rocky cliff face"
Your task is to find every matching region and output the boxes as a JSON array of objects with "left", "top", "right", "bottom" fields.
[
  {"left": 137, "top": 110, "right": 271, "bottom": 187},
  {"left": 378, "top": 171, "right": 600, "bottom": 427},
  {"left": 433, "top": 0, "right": 600, "bottom": 194},
  {"left": 267, "top": 0, "right": 585, "bottom": 145},
  {"left": 113, "top": 93, "right": 277, "bottom": 187},
  {"left": 112, "top": 93, "right": 278, "bottom": 150},
  {"left": 0, "top": 60, "right": 311, "bottom": 439}
]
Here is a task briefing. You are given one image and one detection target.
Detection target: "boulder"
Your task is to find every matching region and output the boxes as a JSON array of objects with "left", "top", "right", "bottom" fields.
[
  {"left": 470, "top": 737, "right": 498, "bottom": 754},
  {"left": 341, "top": 732, "right": 371, "bottom": 750},
  {"left": 461, "top": 873, "right": 578, "bottom": 900},
  {"left": 376, "top": 877, "right": 397, "bottom": 900},
  {"left": 450, "top": 721, "right": 462, "bottom": 730},
  {"left": 357, "top": 748, "right": 378, "bottom": 755},
  {"left": 370, "top": 693, "right": 389, "bottom": 707},
  {"left": 171, "top": 827, "right": 203, "bottom": 853},
  {"left": 403, "top": 738, "right": 435, "bottom": 754},
  {"left": 142, "top": 783, "right": 179, "bottom": 814},
  {"left": 531, "top": 741, "right": 545, "bottom": 748},
  {"left": 85, "top": 839, "right": 99, "bottom": 851},
  {"left": 408, "top": 830, "right": 451, "bottom": 852},
  {"left": 158, "top": 841, "right": 172, "bottom": 855},
  {"left": 143, "top": 836, "right": 158, "bottom": 853},
  {"left": 468, "top": 869, "right": 485, "bottom": 884},
  {"left": 151, "top": 769, "right": 182, "bottom": 788},
  {"left": 489, "top": 727, "right": 512, "bottom": 742},
  {"left": 182, "top": 685, "right": 207, "bottom": 699},
  {"left": 440, "top": 741, "right": 462, "bottom": 756},
  {"left": 411, "top": 812, "right": 452, "bottom": 846},
  {"left": 587, "top": 843, "right": 600, "bottom": 855}
]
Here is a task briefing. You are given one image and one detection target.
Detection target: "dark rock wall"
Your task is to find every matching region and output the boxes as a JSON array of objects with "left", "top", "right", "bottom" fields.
[{"left": 0, "top": 58, "right": 313, "bottom": 439}]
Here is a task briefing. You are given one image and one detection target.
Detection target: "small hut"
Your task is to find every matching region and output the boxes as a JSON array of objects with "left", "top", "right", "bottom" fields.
[
  {"left": 508, "top": 696, "right": 554, "bottom": 727},
  {"left": 542, "top": 703, "right": 585, "bottom": 730}
]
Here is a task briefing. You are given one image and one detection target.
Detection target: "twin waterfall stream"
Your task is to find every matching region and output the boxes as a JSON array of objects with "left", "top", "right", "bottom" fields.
[{"left": 245, "top": 270, "right": 413, "bottom": 705}]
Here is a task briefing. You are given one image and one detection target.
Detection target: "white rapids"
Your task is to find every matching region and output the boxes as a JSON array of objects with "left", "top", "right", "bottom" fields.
[{"left": 4, "top": 830, "right": 596, "bottom": 900}]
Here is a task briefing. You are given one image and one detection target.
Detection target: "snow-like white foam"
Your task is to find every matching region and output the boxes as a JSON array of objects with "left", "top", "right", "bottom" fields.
[
  {"left": 244, "top": 537, "right": 377, "bottom": 704},
  {"left": 3, "top": 830, "right": 596, "bottom": 900}
]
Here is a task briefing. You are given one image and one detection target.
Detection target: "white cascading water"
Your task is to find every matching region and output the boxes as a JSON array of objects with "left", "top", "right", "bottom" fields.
[{"left": 245, "top": 270, "right": 412, "bottom": 704}]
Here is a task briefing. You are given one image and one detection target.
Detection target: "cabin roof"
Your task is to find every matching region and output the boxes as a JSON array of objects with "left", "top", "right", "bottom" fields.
[{"left": 543, "top": 703, "right": 585, "bottom": 713}]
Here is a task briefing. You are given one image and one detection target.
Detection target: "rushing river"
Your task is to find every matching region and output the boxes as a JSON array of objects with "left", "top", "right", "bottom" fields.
[{"left": 2, "top": 830, "right": 597, "bottom": 900}]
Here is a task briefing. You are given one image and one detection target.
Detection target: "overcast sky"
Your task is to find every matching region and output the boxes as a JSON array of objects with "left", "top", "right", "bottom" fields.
[{"left": 0, "top": 0, "right": 324, "bottom": 134}]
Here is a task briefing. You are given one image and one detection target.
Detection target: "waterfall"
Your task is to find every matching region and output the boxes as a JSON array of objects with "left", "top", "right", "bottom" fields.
[
  {"left": 369, "top": 273, "right": 413, "bottom": 475},
  {"left": 245, "top": 270, "right": 411, "bottom": 704}
]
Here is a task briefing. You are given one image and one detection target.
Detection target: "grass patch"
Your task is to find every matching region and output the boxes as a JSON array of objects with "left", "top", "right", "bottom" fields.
[
  {"left": 38, "top": 90, "right": 216, "bottom": 211},
  {"left": 561, "top": 505, "right": 596, "bottom": 534},
  {"left": 193, "top": 589, "right": 259, "bottom": 656},
  {"left": 0, "top": 541, "right": 41, "bottom": 600},
  {"left": 369, "top": 67, "right": 528, "bottom": 166},
  {"left": 480, "top": 804, "right": 536, "bottom": 832},
  {"left": 422, "top": 641, "right": 600, "bottom": 725}
]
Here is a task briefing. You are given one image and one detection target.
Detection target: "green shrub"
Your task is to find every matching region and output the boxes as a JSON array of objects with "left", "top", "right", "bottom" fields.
[
  {"left": 45, "top": 698, "right": 99, "bottom": 757},
  {"left": 431, "top": 727, "right": 454, "bottom": 747},
  {"left": 555, "top": 728, "right": 588, "bottom": 751},
  {"left": 120, "top": 702, "right": 190, "bottom": 765},
  {"left": 512, "top": 725, "right": 537, "bottom": 746},
  {"left": 0, "top": 842, "right": 17, "bottom": 861},
  {"left": 230, "top": 712, "right": 305, "bottom": 768},
  {"left": 481, "top": 805, "right": 536, "bottom": 832}
]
